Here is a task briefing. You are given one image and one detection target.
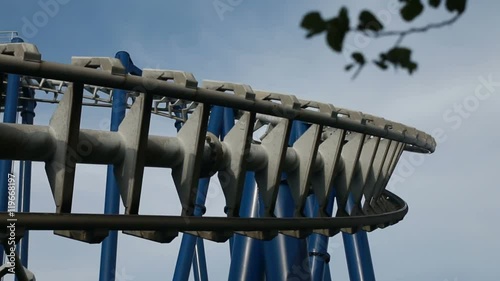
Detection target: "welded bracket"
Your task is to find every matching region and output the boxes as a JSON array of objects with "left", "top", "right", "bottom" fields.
[
  {"left": 368, "top": 140, "right": 400, "bottom": 215},
  {"left": 53, "top": 57, "right": 126, "bottom": 243},
  {"left": 370, "top": 142, "right": 405, "bottom": 218},
  {"left": 253, "top": 91, "right": 300, "bottom": 217},
  {"left": 362, "top": 139, "right": 391, "bottom": 215},
  {"left": 116, "top": 94, "right": 153, "bottom": 214},
  {"left": 0, "top": 43, "right": 41, "bottom": 62},
  {"left": 71, "top": 57, "right": 126, "bottom": 75},
  {"left": 45, "top": 82, "right": 83, "bottom": 214},
  {"left": 203, "top": 81, "right": 256, "bottom": 218},
  {"left": 115, "top": 92, "right": 153, "bottom": 215},
  {"left": 348, "top": 114, "right": 387, "bottom": 215},
  {"left": 172, "top": 104, "right": 210, "bottom": 216},
  {"left": 287, "top": 123, "right": 322, "bottom": 217},
  {"left": 123, "top": 69, "right": 196, "bottom": 243},
  {"left": 348, "top": 137, "right": 379, "bottom": 216},
  {"left": 142, "top": 69, "right": 198, "bottom": 88},
  {"left": 333, "top": 111, "right": 365, "bottom": 212},
  {"left": 310, "top": 104, "right": 345, "bottom": 214}
]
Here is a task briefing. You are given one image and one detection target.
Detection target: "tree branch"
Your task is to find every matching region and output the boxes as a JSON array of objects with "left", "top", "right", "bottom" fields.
[{"left": 362, "top": 13, "right": 462, "bottom": 46}]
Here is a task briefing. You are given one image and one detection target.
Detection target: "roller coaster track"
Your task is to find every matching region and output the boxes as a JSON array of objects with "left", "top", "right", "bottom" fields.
[{"left": 0, "top": 43, "right": 435, "bottom": 281}]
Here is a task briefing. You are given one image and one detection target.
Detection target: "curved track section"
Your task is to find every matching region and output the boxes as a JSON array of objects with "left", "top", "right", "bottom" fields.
[{"left": 0, "top": 43, "right": 435, "bottom": 281}]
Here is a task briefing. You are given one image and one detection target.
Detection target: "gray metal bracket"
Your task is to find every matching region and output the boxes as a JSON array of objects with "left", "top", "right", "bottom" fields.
[
  {"left": 348, "top": 114, "right": 387, "bottom": 215},
  {"left": 287, "top": 123, "right": 322, "bottom": 217},
  {"left": 201, "top": 81, "right": 256, "bottom": 218},
  {"left": 71, "top": 57, "right": 126, "bottom": 75},
  {"left": 142, "top": 69, "right": 198, "bottom": 89},
  {"left": 253, "top": 91, "right": 300, "bottom": 217},
  {"left": 349, "top": 137, "right": 379, "bottom": 216},
  {"left": 123, "top": 69, "right": 196, "bottom": 243},
  {"left": 333, "top": 132, "right": 365, "bottom": 234},
  {"left": 310, "top": 128, "right": 346, "bottom": 237},
  {"left": 115, "top": 92, "right": 153, "bottom": 215},
  {"left": 367, "top": 140, "right": 399, "bottom": 215},
  {"left": 371, "top": 141, "right": 404, "bottom": 217},
  {"left": 362, "top": 139, "right": 391, "bottom": 216},
  {"left": 306, "top": 102, "right": 347, "bottom": 236},
  {"left": 52, "top": 57, "right": 125, "bottom": 243},
  {"left": 44, "top": 82, "right": 83, "bottom": 214},
  {"left": 333, "top": 111, "right": 365, "bottom": 219},
  {"left": 172, "top": 104, "right": 210, "bottom": 216},
  {"left": 0, "top": 43, "right": 41, "bottom": 62},
  {"left": 311, "top": 128, "right": 345, "bottom": 215}
]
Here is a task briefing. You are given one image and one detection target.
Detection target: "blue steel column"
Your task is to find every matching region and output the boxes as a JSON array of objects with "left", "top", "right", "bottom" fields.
[
  {"left": 323, "top": 265, "right": 332, "bottom": 281},
  {"left": 99, "top": 52, "right": 142, "bottom": 281},
  {"left": 16, "top": 87, "right": 36, "bottom": 271},
  {"left": 305, "top": 194, "right": 332, "bottom": 281},
  {"left": 306, "top": 158, "right": 336, "bottom": 281},
  {"left": 227, "top": 105, "right": 265, "bottom": 281},
  {"left": 228, "top": 172, "right": 265, "bottom": 281},
  {"left": 342, "top": 196, "right": 376, "bottom": 281},
  {"left": 173, "top": 106, "right": 224, "bottom": 281},
  {"left": 0, "top": 36, "right": 23, "bottom": 264},
  {"left": 264, "top": 121, "right": 311, "bottom": 281},
  {"left": 192, "top": 241, "right": 208, "bottom": 281}
]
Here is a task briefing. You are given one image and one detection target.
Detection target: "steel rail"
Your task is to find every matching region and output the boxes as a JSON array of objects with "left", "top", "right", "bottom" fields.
[
  {"left": 0, "top": 191, "right": 406, "bottom": 235},
  {"left": 0, "top": 54, "right": 436, "bottom": 153}
]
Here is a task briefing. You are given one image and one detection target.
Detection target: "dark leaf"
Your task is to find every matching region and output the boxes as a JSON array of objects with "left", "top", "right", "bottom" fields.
[
  {"left": 358, "top": 10, "right": 384, "bottom": 32},
  {"left": 301, "top": 12, "right": 327, "bottom": 38},
  {"left": 345, "top": 64, "right": 355, "bottom": 71},
  {"left": 400, "top": 0, "right": 424, "bottom": 21},
  {"left": 381, "top": 47, "right": 418, "bottom": 74},
  {"left": 351, "top": 52, "right": 366, "bottom": 65},
  {"left": 325, "top": 7, "right": 350, "bottom": 52},
  {"left": 445, "top": 0, "right": 466, "bottom": 14},
  {"left": 373, "top": 60, "right": 388, "bottom": 70},
  {"left": 429, "top": 0, "right": 441, "bottom": 8},
  {"left": 408, "top": 62, "right": 418, "bottom": 74}
]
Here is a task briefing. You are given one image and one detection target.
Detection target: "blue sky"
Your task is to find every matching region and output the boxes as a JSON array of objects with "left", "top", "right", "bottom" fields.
[{"left": 1, "top": 1, "right": 500, "bottom": 280}]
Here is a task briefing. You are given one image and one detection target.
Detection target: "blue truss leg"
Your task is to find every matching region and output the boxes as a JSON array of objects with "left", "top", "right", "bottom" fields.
[
  {"left": 99, "top": 52, "right": 142, "bottom": 281},
  {"left": 228, "top": 172, "right": 265, "bottom": 281},
  {"left": 173, "top": 106, "right": 224, "bottom": 281},
  {"left": 342, "top": 196, "right": 376, "bottom": 281},
  {"left": 263, "top": 121, "right": 311, "bottom": 281},
  {"left": 192, "top": 238, "right": 208, "bottom": 281},
  {"left": 0, "top": 45, "right": 22, "bottom": 266}
]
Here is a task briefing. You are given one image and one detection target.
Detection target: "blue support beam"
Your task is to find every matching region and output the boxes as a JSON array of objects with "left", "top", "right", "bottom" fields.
[
  {"left": 306, "top": 195, "right": 331, "bottom": 281},
  {"left": 228, "top": 172, "right": 265, "bottom": 281},
  {"left": 0, "top": 36, "right": 23, "bottom": 264},
  {"left": 306, "top": 170, "right": 336, "bottom": 281},
  {"left": 263, "top": 121, "right": 311, "bottom": 281},
  {"left": 99, "top": 51, "right": 142, "bottom": 281},
  {"left": 173, "top": 106, "right": 224, "bottom": 281},
  {"left": 226, "top": 107, "right": 267, "bottom": 281},
  {"left": 192, "top": 239, "right": 208, "bottom": 281},
  {"left": 342, "top": 196, "right": 376, "bottom": 281},
  {"left": 324, "top": 265, "right": 332, "bottom": 281}
]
